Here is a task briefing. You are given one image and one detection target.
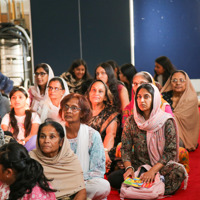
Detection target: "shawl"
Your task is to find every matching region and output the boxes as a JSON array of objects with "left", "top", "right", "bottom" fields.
[
  {"left": 76, "top": 124, "right": 90, "bottom": 173},
  {"left": 122, "top": 71, "right": 170, "bottom": 127},
  {"left": 60, "top": 72, "right": 84, "bottom": 94},
  {"left": 29, "top": 64, "right": 54, "bottom": 112},
  {"left": 39, "top": 77, "right": 70, "bottom": 123},
  {"left": 161, "top": 71, "right": 199, "bottom": 151},
  {"left": 134, "top": 84, "right": 179, "bottom": 166},
  {"left": 29, "top": 134, "right": 85, "bottom": 198}
]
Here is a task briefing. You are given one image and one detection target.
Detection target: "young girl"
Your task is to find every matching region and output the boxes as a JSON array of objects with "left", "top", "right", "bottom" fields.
[
  {"left": 0, "top": 143, "right": 56, "bottom": 200},
  {"left": 1, "top": 87, "right": 41, "bottom": 151}
]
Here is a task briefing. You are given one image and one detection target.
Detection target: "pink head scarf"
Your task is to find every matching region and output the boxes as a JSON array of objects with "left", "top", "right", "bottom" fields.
[{"left": 133, "top": 84, "right": 179, "bottom": 165}]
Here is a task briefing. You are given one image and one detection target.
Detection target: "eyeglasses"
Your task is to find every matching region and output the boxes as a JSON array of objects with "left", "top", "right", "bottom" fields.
[
  {"left": 48, "top": 86, "right": 63, "bottom": 91},
  {"left": 171, "top": 78, "right": 186, "bottom": 83},
  {"left": 132, "top": 81, "right": 148, "bottom": 87},
  {"left": 34, "top": 72, "right": 47, "bottom": 77},
  {"left": 63, "top": 105, "right": 81, "bottom": 112}
]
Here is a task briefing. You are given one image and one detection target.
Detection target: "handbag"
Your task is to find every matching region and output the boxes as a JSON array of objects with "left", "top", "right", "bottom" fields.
[{"left": 120, "top": 164, "right": 165, "bottom": 200}]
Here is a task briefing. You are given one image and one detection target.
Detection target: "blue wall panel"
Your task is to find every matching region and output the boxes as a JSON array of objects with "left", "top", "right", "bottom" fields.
[
  {"left": 134, "top": 0, "right": 200, "bottom": 78},
  {"left": 31, "top": 0, "right": 131, "bottom": 76}
]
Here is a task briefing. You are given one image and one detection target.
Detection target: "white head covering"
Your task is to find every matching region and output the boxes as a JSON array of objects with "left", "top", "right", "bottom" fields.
[
  {"left": 39, "top": 77, "right": 70, "bottom": 123},
  {"left": 29, "top": 63, "right": 54, "bottom": 112}
]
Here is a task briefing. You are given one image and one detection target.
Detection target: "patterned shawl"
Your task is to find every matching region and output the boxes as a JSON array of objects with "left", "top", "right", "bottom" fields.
[{"left": 60, "top": 72, "right": 83, "bottom": 94}]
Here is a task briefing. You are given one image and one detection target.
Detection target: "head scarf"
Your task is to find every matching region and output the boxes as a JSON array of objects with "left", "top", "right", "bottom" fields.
[
  {"left": 134, "top": 84, "right": 179, "bottom": 165},
  {"left": 161, "top": 71, "right": 199, "bottom": 151},
  {"left": 39, "top": 77, "right": 70, "bottom": 123},
  {"left": 122, "top": 71, "right": 170, "bottom": 127},
  {"left": 29, "top": 64, "right": 54, "bottom": 112},
  {"left": 29, "top": 130, "right": 85, "bottom": 198}
]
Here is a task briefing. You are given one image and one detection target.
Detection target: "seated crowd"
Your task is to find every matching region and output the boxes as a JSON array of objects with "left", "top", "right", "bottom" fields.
[{"left": 0, "top": 57, "right": 198, "bottom": 200}]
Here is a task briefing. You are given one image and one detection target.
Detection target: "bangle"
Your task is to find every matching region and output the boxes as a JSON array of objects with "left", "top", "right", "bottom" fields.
[
  {"left": 125, "top": 166, "right": 134, "bottom": 172},
  {"left": 21, "top": 139, "right": 25, "bottom": 145},
  {"left": 104, "top": 148, "right": 109, "bottom": 152}
]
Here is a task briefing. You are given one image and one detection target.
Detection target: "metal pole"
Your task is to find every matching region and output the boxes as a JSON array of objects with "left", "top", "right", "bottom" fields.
[
  {"left": 78, "top": 0, "right": 83, "bottom": 59},
  {"left": 129, "top": 0, "right": 135, "bottom": 65}
]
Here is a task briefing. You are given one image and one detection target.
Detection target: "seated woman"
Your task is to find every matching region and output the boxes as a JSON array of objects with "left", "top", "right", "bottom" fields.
[
  {"left": 86, "top": 80, "right": 121, "bottom": 171},
  {"left": 122, "top": 71, "right": 173, "bottom": 127},
  {"left": 29, "top": 63, "right": 54, "bottom": 112},
  {"left": 60, "top": 59, "right": 92, "bottom": 94},
  {"left": 119, "top": 63, "right": 137, "bottom": 100},
  {"left": 0, "top": 143, "right": 56, "bottom": 200},
  {"left": 161, "top": 70, "right": 199, "bottom": 151},
  {"left": 1, "top": 87, "right": 41, "bottom": 151},
  {"left": 154, "top": 56, "right": 176, "bottom": 87},
  {"left": 95, "top": 62, "right": 129, "bottom": 111},
  {"left": 38, "top": 77, "right": 69, "bottom": 123},
  {"left": 106, "top": 60, "right": 120, "bottom": 80},
  {"left": 59, "top": 93, "right": 111, "bottom": 200},
  {"left": 30, "top": 121, "right": 86, "bottom": 200},
  {"left": 108, "top": 83, "right": 187, "bottom": 195}
]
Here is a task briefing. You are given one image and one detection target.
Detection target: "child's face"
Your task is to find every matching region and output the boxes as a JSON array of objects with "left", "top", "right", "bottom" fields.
[{"left": 10, "top": 91, "right": 27, "bottom": 109}]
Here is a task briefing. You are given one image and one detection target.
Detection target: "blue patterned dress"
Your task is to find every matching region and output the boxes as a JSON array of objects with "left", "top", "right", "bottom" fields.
[{"left": 68, "top": 126, "right": 106, "bottom": 180}]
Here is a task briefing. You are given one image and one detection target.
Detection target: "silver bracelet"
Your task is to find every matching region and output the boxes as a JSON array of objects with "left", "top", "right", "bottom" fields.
[{"left": 125, "top": 166, "right": 134, "bottom": 172}]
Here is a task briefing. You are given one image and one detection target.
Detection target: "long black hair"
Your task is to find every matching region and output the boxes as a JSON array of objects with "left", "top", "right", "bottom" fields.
[
  {"left": 154, "top": 56, "right": 176, "bottom": 85},
  {"left": 0, "top": 143, "right": 56, "bottom": 200},
  {"left": 120, "top": 63, "right": 137, "bottom": 99},
  {"left": 95, "top": 62, "right": 121, "bottom": 111},
  {"left": 68, "top": 59, "right": 91, "bottom": 80}
]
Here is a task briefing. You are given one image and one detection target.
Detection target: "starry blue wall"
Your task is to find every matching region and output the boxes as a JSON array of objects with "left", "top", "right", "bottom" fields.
[{"left": 134, "top": 0, "right": 200, "bottom": 78}]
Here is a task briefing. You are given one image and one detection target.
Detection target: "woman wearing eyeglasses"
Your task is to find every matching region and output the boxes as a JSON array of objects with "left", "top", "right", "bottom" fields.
[
  {"left": 38, "top": 77, "right": 69, "bottom": 123},
  {"left": 59, "top": 93, "right": 111, "bottom": 200},
  {"left": 28, "top": 63, "right": 54, "bottom": 112},
  {"left": 161, "top": 70, "right": 199, "bottom": 151}
]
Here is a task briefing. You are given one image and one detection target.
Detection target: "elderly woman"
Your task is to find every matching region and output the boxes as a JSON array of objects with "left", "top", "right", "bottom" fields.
[
  {"left": 38, "top": 77, "right": 69, "bottom": 123},
  {"left": 59, "top": 93, "right": 111, "bottom": 200},
  {"left": 30, "top": 121, "right": 86, "bottom": 200},
  {"left": 108, "top": 83, "right": 187, "bottom": 195},
  {"left": 86, "top": 80, "right": 121, "bottom": 171},
  {"left": 29, "top": 63, "right": 54, "bottom": 112},
  {"left": 161, "top": 70, "right": 199, "bottom": 151}
]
